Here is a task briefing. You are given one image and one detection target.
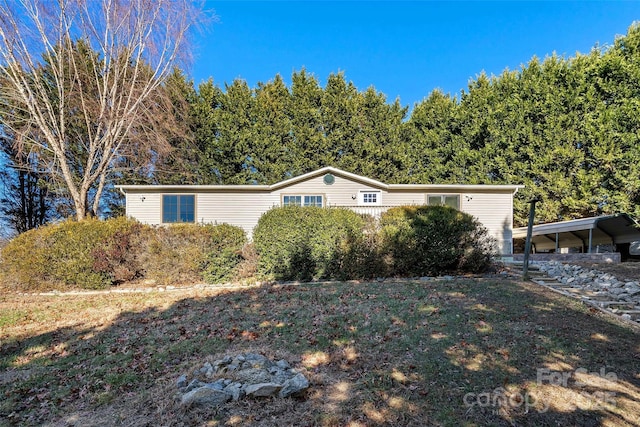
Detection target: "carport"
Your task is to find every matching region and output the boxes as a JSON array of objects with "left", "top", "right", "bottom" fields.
[{"left": 512, "top": 213, "right": 640, "bottom": 253}]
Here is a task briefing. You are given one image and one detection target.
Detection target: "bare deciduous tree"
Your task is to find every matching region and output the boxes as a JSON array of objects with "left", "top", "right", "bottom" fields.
[{"left": 0, "top": 0, "right": 203, "bottom": 219}]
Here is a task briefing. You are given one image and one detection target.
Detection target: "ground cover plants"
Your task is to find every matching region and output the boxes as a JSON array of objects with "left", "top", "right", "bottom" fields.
[{"left": 1, "top": 276, "right": 638, "bottom": 426}]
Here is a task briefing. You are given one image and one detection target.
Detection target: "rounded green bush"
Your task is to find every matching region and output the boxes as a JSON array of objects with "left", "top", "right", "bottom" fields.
[
  {"left": 253, "top": 206, "right": 369, "bottom": 281},
  {"left": 379, "top": 205, "right": 496, "bottom": 276},
  {"left": 203, "top": 223, "right": 248, "bottom": 284}
]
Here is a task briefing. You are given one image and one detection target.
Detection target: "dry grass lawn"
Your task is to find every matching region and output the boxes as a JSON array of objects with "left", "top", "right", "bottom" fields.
[{"left": 1, "top": 276, "right": 639, "bottom": 426}]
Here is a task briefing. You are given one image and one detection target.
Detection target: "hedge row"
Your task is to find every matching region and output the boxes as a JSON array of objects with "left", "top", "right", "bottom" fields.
[
  {"left": 0, "top": 218, "right": 248, "bottom": 291},
  {"left": 253, "top": 205, "right": 497, "bottom": 281},
  {"left": 0, "top": 205, "right": 497, "bottom": 290}
]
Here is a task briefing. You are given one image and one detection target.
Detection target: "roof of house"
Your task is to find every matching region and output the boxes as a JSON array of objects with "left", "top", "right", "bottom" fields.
[
  {"left": 512, "top": 213, "right": 640, "bottom": 250},
  {"left": 115, "top": 166, "right": 525, "bottom": 193}
]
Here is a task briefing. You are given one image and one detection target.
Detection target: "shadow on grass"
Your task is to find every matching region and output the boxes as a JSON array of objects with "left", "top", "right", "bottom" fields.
[{"left": 1, "top": 277, "right": 639, "bottom": 426}]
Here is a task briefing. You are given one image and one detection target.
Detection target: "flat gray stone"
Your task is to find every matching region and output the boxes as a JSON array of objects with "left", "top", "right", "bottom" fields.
[
  {"left": 234, "top": 367, "right": 273, "bottom": 384},
  {"left": 279, "top": 373, "right": 310, "bottom": 398},
  {"left": 184, "top": 379, "right": 205, "bottom": 393},
  {"left": 244, "top": 382, "right": 282, "bottom": 397},
  {"left": 275, "top": 359, "right": 291, "bottom": 369},
  {"left": 201, "top": 362, "right": 214, "bottom": 377},
  {"left": 205, "top": 380, "right": 226, "bottom": 391},
  {"left": 181, "top": 387, "right": 231, "bottom": 407},
  {"left": 626, "top": 288, "right": 640, "bottom": 296}
]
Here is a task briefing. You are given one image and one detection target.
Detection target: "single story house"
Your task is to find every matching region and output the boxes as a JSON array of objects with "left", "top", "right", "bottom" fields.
[{"left": 116, "top": 166, "right": 523, "bottom": 254}]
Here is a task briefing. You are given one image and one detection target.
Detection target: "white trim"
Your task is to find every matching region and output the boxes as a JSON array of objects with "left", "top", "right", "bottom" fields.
[{"left": 115, "top": 166, "right": 524, "bottom": 193}]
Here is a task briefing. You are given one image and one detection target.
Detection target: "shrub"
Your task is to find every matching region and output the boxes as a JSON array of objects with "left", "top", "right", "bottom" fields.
[
  {"left": 141, "top": 223, "right": 247, "bottom": 285},
  {"left": 91, "top": 219, "right": 148, "bottom": 284},
  {"left": 0, "top": 217, "right": 143, "bottom": 290},
  {"left": 234, "top": 243, "right": 259, "bottom": 280},
  {"left": 0, "top": 219, "right": 247, "bottom": 291},
  {"left": 379, "top": 205, "right": 496, "bottom": 276},
  {"left": 0, "top": 204, "right": 496, "bottom": 291},
  {"left": 202, "top": 224, "right": 248, "bottom": 284},
  {"left": 330, "top": 214, "right": 387, "bottom": 280},
  {"left": 253, "top": 206, "right": 369, "bottom": 281},
  {"left": 0, "top": 226, "right": 52, "bottom": 290}
]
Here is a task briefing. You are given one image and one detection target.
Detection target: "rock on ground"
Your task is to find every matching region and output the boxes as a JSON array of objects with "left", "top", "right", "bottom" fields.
[{"left": 177, "top": 353, "right": 310, "bottom": 408}]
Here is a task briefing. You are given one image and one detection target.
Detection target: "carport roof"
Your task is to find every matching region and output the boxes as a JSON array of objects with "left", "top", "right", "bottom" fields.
[{"left": 512, "top": 213, "right": 640, "bottom": 252}]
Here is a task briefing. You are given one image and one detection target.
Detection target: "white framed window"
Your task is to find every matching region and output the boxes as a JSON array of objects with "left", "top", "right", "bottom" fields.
[
  {"left": 359, "top": 190, "right": 381, "bottom": 206},
  {"left": 282, "top": 194, "right": 324, "bottom": 207},
  {"left": 283, "top": 195, "right": 302, "bottom": 206},
  {"left": 304, "top": 195, "right": 323, "bottom": 207},
  {"left": 427, "top": 194, "right": 460, "bottom": 209}
]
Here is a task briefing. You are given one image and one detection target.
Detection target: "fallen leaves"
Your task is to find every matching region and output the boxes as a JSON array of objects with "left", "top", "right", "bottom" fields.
[{"left": 2, "top": 279, "right": 640, "bottom": 426}]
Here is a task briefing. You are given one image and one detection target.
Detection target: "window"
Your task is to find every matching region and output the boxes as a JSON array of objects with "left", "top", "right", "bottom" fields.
[
  {"left": 304, "top": 195, "right": 323, "bottom": 207},
  {"left": 359, "top": 191, "right": 381, "bottom": 205},
  {"left": 283, "top": 195, "right": 323, "bottom": 207},
  {"left": 283, "top": 195, "right": 302, "bottom": 206},
  {"left": 427, "top": 194, "right": 459, "bottom": 209},
  {"left": 363, "top": 193, "right": 377, "bottom": 204},
  {"left": 163, "top": 195, "right": 195, "bottom": 223}
]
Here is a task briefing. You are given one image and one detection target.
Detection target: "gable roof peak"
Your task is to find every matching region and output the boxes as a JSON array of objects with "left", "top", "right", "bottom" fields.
[{"left": 269, "top": 166, "right": 389, "bottom": 190}]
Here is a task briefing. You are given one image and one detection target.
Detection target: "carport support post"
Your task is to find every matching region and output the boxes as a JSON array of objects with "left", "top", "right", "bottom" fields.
[{"left": 523, "top": 197, "right": 541, "bottom": 280}]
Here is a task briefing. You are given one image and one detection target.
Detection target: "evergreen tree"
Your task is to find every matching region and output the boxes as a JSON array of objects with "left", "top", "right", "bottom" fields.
[{"left": 155, "top": 23, "right": 640, "bottom": 227}]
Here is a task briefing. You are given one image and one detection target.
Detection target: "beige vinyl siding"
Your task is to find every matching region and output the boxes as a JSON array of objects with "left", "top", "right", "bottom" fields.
[
  {"left": 197, "top": 192, "right": 278, "bottom": 237},
  {"left": 272, "top": 174, "right": 384, "bottom": 206},
  {"left": 125, "top": 188, "right": 516, "bottom": 253},
  {"left": 381, "top": 191, "right": 427, "bottom": 206},
  {"left": 125, "top": 191, "right": 277, "bottom": 238},
  {"left": 126, "top": 193, "right": 162, "bottom": 224},
  {"left": 460, "top": 191, "right": 514, "bottom": 254}
]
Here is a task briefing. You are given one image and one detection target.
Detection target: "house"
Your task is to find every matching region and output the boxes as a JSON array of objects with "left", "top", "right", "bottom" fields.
[{"left": 116, "top": 167, "right": 523, "bottom": 254}]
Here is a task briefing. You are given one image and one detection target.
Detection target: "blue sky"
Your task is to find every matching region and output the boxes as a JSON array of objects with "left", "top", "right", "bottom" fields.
[{"left": 190, "top": 1, "right": 639, "bottom": 108}]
